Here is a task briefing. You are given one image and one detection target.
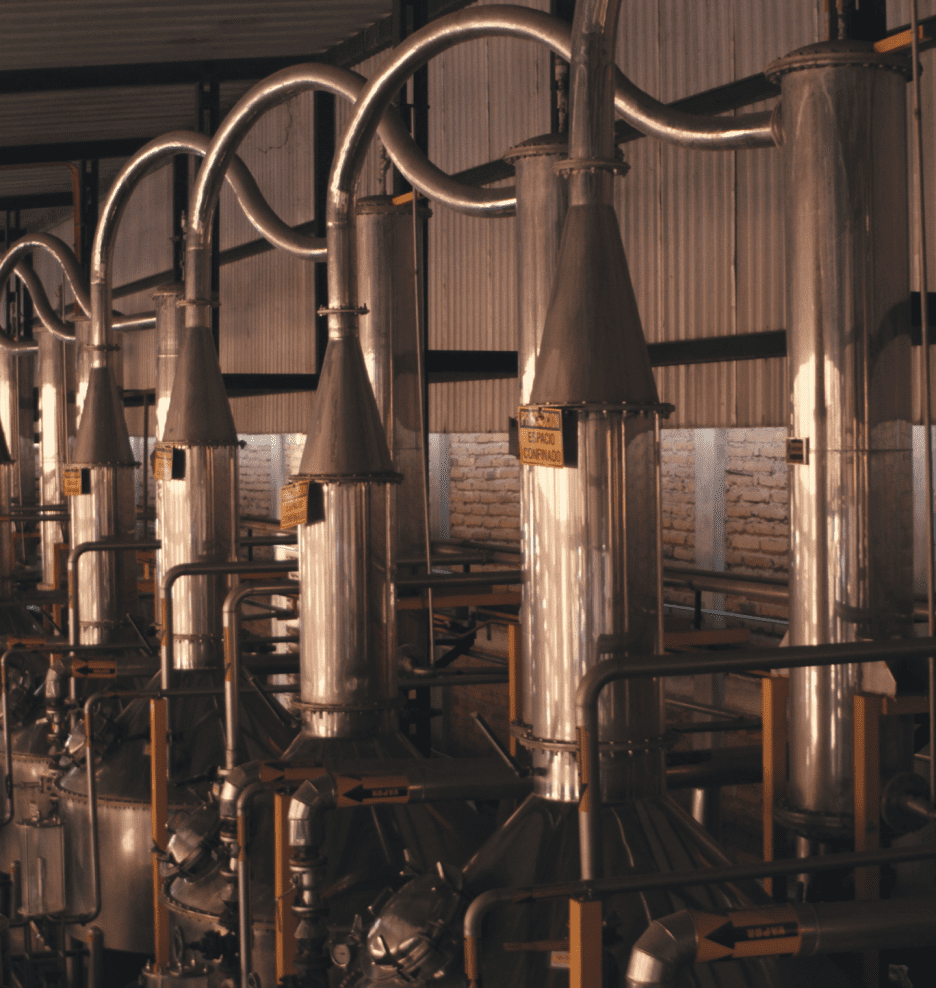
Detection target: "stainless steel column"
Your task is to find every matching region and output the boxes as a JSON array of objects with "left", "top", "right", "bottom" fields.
[
  {"left": 69, "top": 367, "right": 137, "bottom": 644},
  {"left": 0, "top": 425, "right": 13, "bottom": 598},
  {"left": 37, "top": 327, "right": 73, "bottom": 589},
  {"left": 356, "top": 196, "right": 427, "bottom": 663},
  {"left": 298, "top": 481, "right": 394, "bottom": 738},
  {"left": 157, "top": 325, "right": 239, "bottom": 670},
  {"left": 767, "top": 42, "right": 913, "bottom": 835},
  {"left": 526, "top": 411, "right": 664, "bottom": 802},
  {"left": 153, "top": 283, "right": 185, "bottom": 442},
  {"left": 505, "top": 135, "right": 568, "bottom": 738}
]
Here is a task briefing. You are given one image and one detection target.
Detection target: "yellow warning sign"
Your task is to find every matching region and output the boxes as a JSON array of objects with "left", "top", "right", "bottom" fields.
[
  {"left": 153, "top": 445, "right": 173, "bottom": 481},
  {"left": 63, "top": 467, "right": 83, "bottom": 497},
  {"left": 518, "top": 405, "right": 564, "bottom": 468},
  {"left": 280, "top": 481, "right": 311, "bottom": 529}
]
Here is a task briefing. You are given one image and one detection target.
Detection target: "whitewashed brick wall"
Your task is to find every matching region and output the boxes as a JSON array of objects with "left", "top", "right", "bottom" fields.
[{"left": 448, "top": 433, "right": 521, "bottom": 544}]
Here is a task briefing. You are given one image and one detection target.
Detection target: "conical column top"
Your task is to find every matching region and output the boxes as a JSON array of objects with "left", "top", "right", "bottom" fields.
[
  {"left": 0, "top": 418, "right": 13, "bottom": 465},
  {"left": 72, "top": 366, "right": 135, "bottom": 466},
  {"left": 529, "top": 202, "right": 659, "bottom": 406},
  {"left": 162, "top": 324, "right": 237, "bottom": 446},
  {"left": 298, "top": 333, "right": 396, "bottom": 480}
]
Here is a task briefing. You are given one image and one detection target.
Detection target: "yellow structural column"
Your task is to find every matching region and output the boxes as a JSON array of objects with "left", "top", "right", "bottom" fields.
[
  {"left": 569, "top": 897, "right": 602, "bottom": 988},
  {"left": 150, "top": 697, "right": 170, "bottom": 971}
]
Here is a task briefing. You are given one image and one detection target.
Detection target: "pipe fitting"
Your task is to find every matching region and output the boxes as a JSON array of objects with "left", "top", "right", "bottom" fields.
[
  {"left": 625, "top": 911, "right": 697, "bottom": 988},
  {"left": 218, "top": 761, "right": 263, "bottom": 821},
  {"left": 288, "top": 775, "right": 337, "bottom": 848}
]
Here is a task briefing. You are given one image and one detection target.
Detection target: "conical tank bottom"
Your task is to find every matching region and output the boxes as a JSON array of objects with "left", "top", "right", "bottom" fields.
[
  {"left": 71, "top": 365, "right": 135, "bottom": 466},
  {"left": 529, "top": 203, "right": 659, "bottom": 406},
  {"left": 298, "top": 334, "right": 396, "bottom": 479},
  {"left": 462, "top": 794, "right": 851, "bottom": 988},
  {"left": 161, "top": 324, "right": 238, "bottom": 446},
  {"left": 0, "top": 418, "right": 12, "bottom": 464}
]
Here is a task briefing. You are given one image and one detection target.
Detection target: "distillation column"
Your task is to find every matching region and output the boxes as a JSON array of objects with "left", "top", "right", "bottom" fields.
[{"left": 767, "top": 42, "right": 914, "bottom": 855}]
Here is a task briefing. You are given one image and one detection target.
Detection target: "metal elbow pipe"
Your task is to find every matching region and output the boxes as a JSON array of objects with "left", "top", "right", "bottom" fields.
[
  {"left": 625, "top": 911, "right": 698, "bottom": 988},
  {"left": 13, "top": 264, "right": 75, "bottom": 340},
  {"left": 627, "top": 899, "right": 936, "bottom": 987}
]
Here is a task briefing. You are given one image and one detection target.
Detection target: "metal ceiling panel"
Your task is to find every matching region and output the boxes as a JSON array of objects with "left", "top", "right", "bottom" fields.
[{"left": 0, "top": 2, "right": 392, "bottom": 70}]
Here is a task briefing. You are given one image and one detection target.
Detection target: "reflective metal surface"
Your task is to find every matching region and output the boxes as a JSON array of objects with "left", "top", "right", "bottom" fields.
[
  {"left": 769, "top": 43, "right": 914, "bottom": 824},
  {"left": 527, "top": 412, "right": 662, "bottom": 801},
  {"left": 70, "top": 464, "right": 136, "bottom": 644},
  {"left": 298, "top": 482, "right": 393, "bottom": 738},
  {"left": 0, "top": 462, "right": 12, "bottom": 599},
  {"left": 37, "top": 327, "right": 74, "bottom": 589},
  {"left": 507, "top": 137, "right": 568, "bottom": 732},
  {"left": 356, "top": 196, "right": 427, "bottom": 662},
  {"left": 156, "top": 444, "right": 237, "bottom": 669},
  {"left": 153, "top": 283, "right": 185, "bottom": 442}
]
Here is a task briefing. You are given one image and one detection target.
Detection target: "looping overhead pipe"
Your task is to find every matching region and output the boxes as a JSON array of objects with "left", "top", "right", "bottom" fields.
[
  {"left": 91, "top": 129, "right": 333, "bottom": 364},
  {"left": 0, "top": 234, "right": 90, "bottom": 352}
]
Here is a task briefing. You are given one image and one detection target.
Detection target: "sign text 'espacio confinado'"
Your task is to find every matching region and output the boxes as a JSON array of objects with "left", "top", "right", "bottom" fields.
[{"left": 517, "top": 405, "right": 564, "bottom": 468}]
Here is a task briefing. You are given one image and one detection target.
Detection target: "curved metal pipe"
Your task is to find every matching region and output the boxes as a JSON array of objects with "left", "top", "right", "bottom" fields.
[
  {"left": 626, "top": 898, "right": 936, "bottom": 987},
  {"left": 13, "top": 264, "right": 74, "bottom": 340},
  {"left": 327, "top": 4, "right": 774, "bottom": 336},
  {"left": 160, "top": 559, "right": 297, "bottom": 688},
  {"left": 575, "top": 634, "right": 936, "bottom": 884},
  {"left": 90, "top": 129, "right": 328, "bottom": 360},
  {"left": 0, "top": 234, "right": 91, "bottom": 352},
  {"left": 221, "top": 581, "right": 299, "bottom": 772}
]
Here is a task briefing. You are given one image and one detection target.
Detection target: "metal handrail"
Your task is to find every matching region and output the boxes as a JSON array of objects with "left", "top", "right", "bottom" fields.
[{"left": 575, "top": 634, "right": 936, "bottom": 880}]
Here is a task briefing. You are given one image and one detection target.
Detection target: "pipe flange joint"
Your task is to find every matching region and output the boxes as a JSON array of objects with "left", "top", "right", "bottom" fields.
[
  {"left": 81, "top": 343, "right": 120, "bottom": 352},
  {"left": 773, "top": 801, "right": 853, "bottom": 841},
  {"left": 553, "top": 157, "right": 629, "bottom": 178},
  {"left": 765, "top": 41, "right": 912, "bottom": 84},
  {"left": 294, "top": 697, "right": 405, "bottom": 714},
  {"left": 178, "top": 296, "right": 220, "bottom": 310},
  {"left": 510, "top": 721, "right": 676, "bottom": 755},
  {"left": 317, "top": 305, "right": 369, "bottom": 317},
  {"left": 296, "top": 471, "right": 404, "bottom": 486}
]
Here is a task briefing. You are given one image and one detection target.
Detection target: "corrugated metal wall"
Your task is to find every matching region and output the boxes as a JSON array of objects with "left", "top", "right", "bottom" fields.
[{"left": 38, "top": 0, "right": 936, "bottom": 435}]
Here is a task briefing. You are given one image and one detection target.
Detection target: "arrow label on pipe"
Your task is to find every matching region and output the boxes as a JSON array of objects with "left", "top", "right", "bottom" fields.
[
  {"left": 694, "top": 907, "right": 802, "bottom": 962},
  {"left": 335, "top": 774, "right": 409, "bottom": 807},
  {"left": 72, "top": 659, "right": 118, "bottom": 678}
]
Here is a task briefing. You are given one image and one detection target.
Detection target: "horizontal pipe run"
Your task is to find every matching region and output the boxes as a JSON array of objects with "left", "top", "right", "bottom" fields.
[
  {"left": 666, "top": 697, "right": 760, "bottom": 721},
  {"left": 68, "top": 540, "right": 161, "bottom": 649},
  {"left": 577, "top": 635, "right": 936, "bottom": 880},
  {"left": 222, "top": 581, "right": 298, "bottom": 773},
  {"left": 240, "top": 534, "right": 296, "bottom": 547},
  {"left": 672, "top": 716, "right": 761, "bottom": 735},
  {"left": 161, "top": 559, "right": 298, "bottom": 689},
  {"left": 398, "top": 673, "right": 509, "bottom": 688},
  {"left": 395, "top": 570, "right": 522, "bottom": 590},
  {"left": 463, "top": 841, "right": 936, "bottom": 986}
]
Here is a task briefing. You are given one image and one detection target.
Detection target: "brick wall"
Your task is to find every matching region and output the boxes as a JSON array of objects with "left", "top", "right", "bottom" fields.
[
  {"left": 448, "top": 433, "right": 521, "bottom": 544},
  {"left": 723, "top": 428, "right": 789, "bottom": 624}
]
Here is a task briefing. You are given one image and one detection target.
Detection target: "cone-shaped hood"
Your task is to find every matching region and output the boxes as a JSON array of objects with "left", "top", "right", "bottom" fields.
[
  {"left": 529, "top": 203, "right": 659, "bottom": 406},
  {"left": 298, "top": 334, "right": 396, "bottom": 479},
  {"left": 71, "top": 366, "right": 135, "bottom": 466},
  {"left": 162, "top": 324, "right": 237, "bottom": 446},
  {"left": 0, "top": 418, "right": 13, "bottom": 465}
]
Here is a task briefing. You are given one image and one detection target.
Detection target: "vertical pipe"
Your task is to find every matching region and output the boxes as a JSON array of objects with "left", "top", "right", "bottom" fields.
[
  {"left": 506, "top": 136, "right": 568, "bottom": 736},
  {"left": 356, "top": 196, "right": 428, "bottom": 667},
  {"left": 909, "top": 0, "right": 936, "bottom": 802},
  {"left": 36, "top": 328, "right": 70, "bottom": 589},
  {"left": 153, "top": 283, "right": 184, "bottom": 443},
  {"left": 768, "top": 44, "right": 913, "bottom": 838}
]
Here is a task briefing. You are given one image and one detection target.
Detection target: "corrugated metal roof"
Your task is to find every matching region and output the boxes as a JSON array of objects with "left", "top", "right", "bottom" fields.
[{"left": 0, "top": 2, "right": 391, "bottom": 70}]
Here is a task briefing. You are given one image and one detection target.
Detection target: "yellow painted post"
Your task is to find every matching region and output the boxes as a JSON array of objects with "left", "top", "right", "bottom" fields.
[
  {"left": 508, "top": 623, "right": 521, "bottom": 758},
  {"left": 853, "top": 692, "right": 883, "bottom": 988},
  {"left": 569, "top": 897, "right": 602, "bottom": 988},
  {"left": 761, "top": 675, "right": 789, "bottom": 897},
  {"left": 150, "top": 698, "right": 170, "bottom": 971},
  {"left": 275, "top": 791, "right": 297, "bottom": 979}
]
